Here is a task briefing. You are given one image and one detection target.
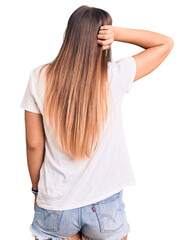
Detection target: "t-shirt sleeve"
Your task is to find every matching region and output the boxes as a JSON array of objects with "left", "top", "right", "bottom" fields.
[
  {"left": 20, "top": 71, "right": 41, "bottom": 114},
  {"left": 113, "top": 56, "right": 136, "bottom": 94}
]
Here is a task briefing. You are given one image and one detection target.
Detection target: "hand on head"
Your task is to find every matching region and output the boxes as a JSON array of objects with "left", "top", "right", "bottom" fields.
[{"left": 97, "top": 25, "right": 115, "bottom": 50}]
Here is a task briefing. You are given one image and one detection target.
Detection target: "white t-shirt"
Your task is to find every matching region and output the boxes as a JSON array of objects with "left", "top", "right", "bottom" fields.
[{"left": 20, "top": 56, "right": 137, "bottom": 210}]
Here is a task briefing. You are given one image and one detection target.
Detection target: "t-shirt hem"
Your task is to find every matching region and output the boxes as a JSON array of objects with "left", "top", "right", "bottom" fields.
[
  {"left": 36, "top": 180, "right": 136, "bottom": 211},
  {"left": 20, "top": 103, "right": 41, "bottom": 114}
]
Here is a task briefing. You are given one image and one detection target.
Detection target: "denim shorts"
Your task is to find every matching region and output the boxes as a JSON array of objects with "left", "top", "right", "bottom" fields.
[{"left": 29, "top": 189, "right": 130, "bottom": 240}]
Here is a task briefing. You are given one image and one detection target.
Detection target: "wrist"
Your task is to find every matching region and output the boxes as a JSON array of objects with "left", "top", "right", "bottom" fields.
[
  {"left": 113, "top": 26, "right": 120, "bottom": 41},
  {"left": 32, "top": 184, "right": 38, "bottom": 191},
  {"left": 32, "top": 187, "right": 38, "bottom": 195}
]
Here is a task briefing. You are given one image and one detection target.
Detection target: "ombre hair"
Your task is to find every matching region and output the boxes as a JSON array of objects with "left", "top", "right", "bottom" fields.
[{"left": 38, "top": 5, "right": 113, "bottom": 161}]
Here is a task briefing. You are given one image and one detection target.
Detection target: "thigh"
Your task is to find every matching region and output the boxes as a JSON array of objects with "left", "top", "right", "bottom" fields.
[{"left": 81, "top": 190, "right": 130, "bottom": 240}]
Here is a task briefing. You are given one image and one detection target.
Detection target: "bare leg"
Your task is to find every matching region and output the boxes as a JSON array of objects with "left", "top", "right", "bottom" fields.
[
  {"left": 121, "top": 234, "right": 128, "bottom": 240},
  {"left": 80, "top": 233, "right": 89, "bottom": 240}
]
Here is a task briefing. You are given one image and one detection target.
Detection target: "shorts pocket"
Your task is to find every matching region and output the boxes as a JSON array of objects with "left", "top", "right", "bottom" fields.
[
  {"left": 94, "top": 190, "right": 125, "bottom": 233},
  {"left": 34, "top": 204, "right": 63, "bottom": 233}
]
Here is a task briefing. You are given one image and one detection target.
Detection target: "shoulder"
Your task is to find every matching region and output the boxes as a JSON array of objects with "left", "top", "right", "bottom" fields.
[
  {"left": 107, "top": 56, "right": 136, "bottom": 94},
  {"left": 30, "top": 64, "right": 49, "bottom": 87},
  {"left": 30, "top": 64, "right": 47, "bottom": 78},
  {"left": 108, "top": 56, "right": 136, "bottom": 70}
]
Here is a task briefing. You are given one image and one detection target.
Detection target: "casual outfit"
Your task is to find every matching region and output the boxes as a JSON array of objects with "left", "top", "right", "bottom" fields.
[
  {"left": 30, "top": 190, "right": 130, "bottom": 240},
  {"left": 20, "top": 56, "right": 137, "bottom": 240}
]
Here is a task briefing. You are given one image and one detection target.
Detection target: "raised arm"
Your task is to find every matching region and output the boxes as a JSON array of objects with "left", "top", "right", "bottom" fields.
[
  {"left": 114, "top": 27, "right": 174, "bottom": 82},
  {"left": 97, "top": 25, "right": 174, "bottom": 82}
]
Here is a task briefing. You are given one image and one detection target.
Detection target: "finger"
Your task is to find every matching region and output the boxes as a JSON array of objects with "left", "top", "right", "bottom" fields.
[
  {"left": 98, "top": 29, "right": 112, "bottom": 35},
  {"left": 97, "top": 34, "right": 113, "bottom": 40},
  {"left": 100, "top": 25, "right": 112, "bottom": 30},
  {"left": 97, "top": 39, "right": 113, "bottom": 46},
  {"left": 102, "top": 45, "right": 110, "bottom": 50}
]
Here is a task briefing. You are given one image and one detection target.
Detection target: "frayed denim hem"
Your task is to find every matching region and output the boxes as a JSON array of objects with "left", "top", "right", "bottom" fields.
[{"left": 29, "top": 224, "right": 62, "bottom": 240}]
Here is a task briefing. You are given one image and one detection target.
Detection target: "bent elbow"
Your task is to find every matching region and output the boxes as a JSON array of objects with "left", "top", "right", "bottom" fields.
[{"left": 166, "top": 37, "right": 174, "bottom": 50}]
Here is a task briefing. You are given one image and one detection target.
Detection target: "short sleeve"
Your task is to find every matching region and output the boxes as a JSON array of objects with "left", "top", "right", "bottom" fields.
[
  {"left": 114, "top": 56, "right": 136, "bottom": 94},
  {"left": 20, "top": 72, "right": 41, "bottom": 114}
]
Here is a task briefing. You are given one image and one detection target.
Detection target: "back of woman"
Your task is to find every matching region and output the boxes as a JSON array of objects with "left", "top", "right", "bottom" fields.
[{"left": 20, "top": 5, "right": 173, "bottom": 240}]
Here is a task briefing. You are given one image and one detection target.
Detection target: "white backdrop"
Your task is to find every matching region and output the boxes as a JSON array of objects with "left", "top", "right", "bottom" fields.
[{"left": 1, "top": 0, "right": 193, "bottom": 239}]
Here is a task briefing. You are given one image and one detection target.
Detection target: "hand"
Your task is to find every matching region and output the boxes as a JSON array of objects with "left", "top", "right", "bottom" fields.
[
  {"left": 97, "top": 25, "right": 116, "bottom": 50},
  {"left": 34, "top": 194, "right": 37, "bottom": 211}
]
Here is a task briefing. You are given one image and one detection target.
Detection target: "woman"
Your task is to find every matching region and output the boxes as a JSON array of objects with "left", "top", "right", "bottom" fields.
[{"left": 20, "top": 5, "right": 174, "bottom": 240}]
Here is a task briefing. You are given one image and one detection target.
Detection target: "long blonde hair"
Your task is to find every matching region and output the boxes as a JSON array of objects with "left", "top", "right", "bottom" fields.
[{"left": 38, "top": 5, "right": 113, "bottom": 161}]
